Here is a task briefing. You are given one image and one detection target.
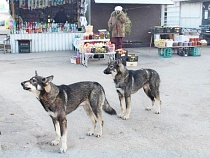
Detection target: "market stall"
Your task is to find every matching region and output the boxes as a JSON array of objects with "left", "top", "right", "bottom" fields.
[
  {"left": 154, "top": 33, "right": 207, "bottom": 58},
  {"left": 7, "top": 0, "right": 88, "bottom": 53},
  {"left": 10, "top": 32, "right": 83, "bottom": 53},
  {"left": 73, "top": 26, "right": 116, "bottom": 67}
]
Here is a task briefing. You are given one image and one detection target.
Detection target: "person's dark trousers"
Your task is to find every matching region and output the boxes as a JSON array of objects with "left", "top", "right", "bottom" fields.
[
  {"left": 112, "top": 37, "right": 123, "bottom": 59},
  {"left": 112, "top": 37, "right": 123, "bottom": 50}
]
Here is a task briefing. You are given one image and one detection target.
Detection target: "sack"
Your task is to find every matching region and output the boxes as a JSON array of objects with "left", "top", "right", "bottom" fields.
[{"left": 125, "top": 13, "right": 132, "bottom": 35}]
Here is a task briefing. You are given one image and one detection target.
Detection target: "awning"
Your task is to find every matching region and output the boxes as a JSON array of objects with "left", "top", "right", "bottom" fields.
[{"left": 94, "top": 0, "right": 174, "bottom": 5}]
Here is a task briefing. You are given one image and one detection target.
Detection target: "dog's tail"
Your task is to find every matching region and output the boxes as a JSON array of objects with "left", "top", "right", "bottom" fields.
[{"left": 103, "top": 99, "right": 117, "bottom": 115}]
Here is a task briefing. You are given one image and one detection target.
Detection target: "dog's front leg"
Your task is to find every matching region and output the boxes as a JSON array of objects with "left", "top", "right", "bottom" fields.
[
  {"left": 117, "top": 89, "right": 126, "bottom": 118},
  {"left": 59, "top": 118, "right": 67, "bottom": 153},
  {"left": 123, "top": 95, "right": 131, "bottom": 120},
  {"left": 118, "top": 96, "right": 126, "bottom": 118},
  {"left": 51, "top": 118, "right": 61, "bottom": 146}
]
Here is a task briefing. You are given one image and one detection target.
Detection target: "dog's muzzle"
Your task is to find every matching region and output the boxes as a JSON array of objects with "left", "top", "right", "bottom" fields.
[
  {"left": 103, "top": 68, "right": 111, "bottom": 74},
  {"left": 21, "top": 81, "right": 31, "bottom": 90}
]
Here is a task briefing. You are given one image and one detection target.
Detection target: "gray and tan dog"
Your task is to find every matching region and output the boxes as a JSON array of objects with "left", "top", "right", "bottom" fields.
[
  {"left": 21, "top": 71, "right": 116, "bottom": 153},
  {"left": 104, "top": 60, "right": 161, "bottom": 120}
]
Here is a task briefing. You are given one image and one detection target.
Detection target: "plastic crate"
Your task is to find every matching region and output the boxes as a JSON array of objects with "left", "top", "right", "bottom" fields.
[
  {"left": 158, "top": 48, "right": 172, "bottom": 58},
  {"left": 189, "top": 47, "right": 201, "bottom": 56},
  {"left": 177, "top": 48, "right": 191, "bottom": 57}
]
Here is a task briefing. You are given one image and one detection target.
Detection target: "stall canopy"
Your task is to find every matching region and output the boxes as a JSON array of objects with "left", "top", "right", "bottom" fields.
[{"left": 94, "top": 0, "right": 174, "bottom": 5}]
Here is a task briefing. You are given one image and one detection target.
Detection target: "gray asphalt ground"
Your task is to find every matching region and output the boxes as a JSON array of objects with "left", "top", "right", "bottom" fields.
[{"left": 0, "top": 26, "right": 210, "bottom": 157}]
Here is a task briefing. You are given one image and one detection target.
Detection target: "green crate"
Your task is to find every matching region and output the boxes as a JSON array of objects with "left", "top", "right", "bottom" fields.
[
  {"left": 158, "top": 48, "right": 172, "bottom": 58},
  {"left": 189, "top": 46, "right": 201, "bottom": 56}
]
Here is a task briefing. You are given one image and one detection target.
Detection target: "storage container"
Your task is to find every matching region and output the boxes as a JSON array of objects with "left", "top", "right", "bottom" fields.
[
  {"left": 127, "top": 54, "right": 138, "bottom": 62},
  {"left": 173, "top": 41, "right": 178, "bottom": 46},
  {"left": 183, "top": 42, "right": 188, "bottom": 46},
  {"left": 165, "top": 40, "right": 173, "bottom": 47},
  {"left": 158, "top": 48, "right": 172, "bottom": 58},
  {"left": 189, "top": 47, "right": 201, "bottom": 56},
  {"left": 178, "top": 42, "right": 183, "bottom": 46}
]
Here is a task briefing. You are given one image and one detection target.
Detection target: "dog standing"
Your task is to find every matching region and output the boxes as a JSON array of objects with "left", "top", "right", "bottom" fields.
[
  {"left": 21, "top": 71, "right": 116, "bottom": 153},
  {"left": 103, "top": 60, "right": 161, "bottom": 120}
]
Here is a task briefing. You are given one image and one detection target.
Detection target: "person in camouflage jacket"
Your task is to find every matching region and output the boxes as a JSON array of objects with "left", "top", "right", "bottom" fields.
[{"left": 108, "top": 6, "right": 126, "bottom": 50}]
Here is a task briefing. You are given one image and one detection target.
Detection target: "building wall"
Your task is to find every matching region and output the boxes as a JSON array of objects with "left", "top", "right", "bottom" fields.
[
  {"left": 162, "top": 0, "right": 202, "bottom": 28},
  {"left": 180, "top": 2, "right": 202, "bottom": 28},
  {"left": 0, "top": 0, "right": 10, "bottom": 21},
  {"left": 91, "top": 2, "right": 161, "bottom": 46},
  {"left": 161, "top": 1, "right": 180, "bottom": 26}
]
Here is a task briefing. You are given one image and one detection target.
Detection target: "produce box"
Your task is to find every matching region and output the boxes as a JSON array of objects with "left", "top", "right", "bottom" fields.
[{"left": 127, "top": 54, "right": 138, "bottom": 62}]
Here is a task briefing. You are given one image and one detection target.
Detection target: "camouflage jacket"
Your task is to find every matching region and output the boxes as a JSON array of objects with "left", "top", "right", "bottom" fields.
[{"left": 108, "top": 11, "right": 126, "bottom": 38}]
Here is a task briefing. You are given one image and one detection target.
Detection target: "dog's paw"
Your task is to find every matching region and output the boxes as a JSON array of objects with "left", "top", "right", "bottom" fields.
[
  {"left": 86, "top": 131, "right": 94, "bottom": 136},
  {"left": 95, "top": 133, "right": 102, "bottom": 138},
  {"left": 117, "top": 113, "right": 125, "bottom": 118},
  {"left": 145, "top": 107, "right": 152, "bottom": 111},
  {"left": 155, "top": 111, "right": 160, "bottom": 114},
  {"left": 122, "top": 115, "right": 129, "bottom": 120},
  {"left": 50, "top": 140, "right": 60, "bottom": 146},
  {"left": 60, "top": 146, "right": 67, "bottom": 153}
]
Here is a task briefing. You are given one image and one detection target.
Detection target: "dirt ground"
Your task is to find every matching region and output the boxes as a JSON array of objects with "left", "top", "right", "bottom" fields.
[{"left": 0, "top": 45, "right": 210, "bottom": 158}]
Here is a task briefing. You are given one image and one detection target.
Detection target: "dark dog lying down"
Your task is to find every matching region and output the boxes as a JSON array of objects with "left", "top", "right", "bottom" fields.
[{"left": 21, "top": 71, "right": 116, "bottom": 153}]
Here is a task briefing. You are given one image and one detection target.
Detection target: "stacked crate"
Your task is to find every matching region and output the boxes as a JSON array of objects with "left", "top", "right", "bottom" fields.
[
  {"left": 189, "top": 46, "right": 201, "bottom": 56},
  {"left": 158, "top": 48, "right": 172, "bottom": 58}
]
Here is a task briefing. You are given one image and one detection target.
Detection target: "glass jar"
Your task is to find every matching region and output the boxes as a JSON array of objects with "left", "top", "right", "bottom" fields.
[
  {"left": 99, "top": 32, "right": 104, "bottom": 39},
  {"left": 89, "top": 34, "right": 93, "bottom": 40},
  {"left": 105, "top": 31, "right": 110, "bottom": 39}
]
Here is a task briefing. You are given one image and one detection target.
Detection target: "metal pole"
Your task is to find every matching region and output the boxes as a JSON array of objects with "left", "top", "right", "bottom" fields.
[{"left": 87, "top": 0, "right": 91, "bottom": 25}]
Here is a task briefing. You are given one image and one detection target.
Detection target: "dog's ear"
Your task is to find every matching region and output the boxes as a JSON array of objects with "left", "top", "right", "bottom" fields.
[
  {"left": 116, "top": 59, "right": 124, "bottom": 67},
  {"left": 35, "top": 70, "right": 38, "bottom": 76},
  {"left": 116, "top": 59, "right": 122, "bottom": 65},
  {"left": 42, "top": 75, "right": 54, "bottom": 84},
  {"left": 109, "top": 56, "right": 114, "bottom": 62}
]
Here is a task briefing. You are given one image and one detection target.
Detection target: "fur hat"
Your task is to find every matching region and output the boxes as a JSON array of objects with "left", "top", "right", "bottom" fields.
[{"left": 115, "top": 6, "right": 123, "bottom": 11}]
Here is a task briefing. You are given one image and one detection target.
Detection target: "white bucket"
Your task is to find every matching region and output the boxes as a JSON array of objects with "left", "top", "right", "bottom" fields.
[{"left": 166, "top": 40, "right": 173, "bottom": 47}]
